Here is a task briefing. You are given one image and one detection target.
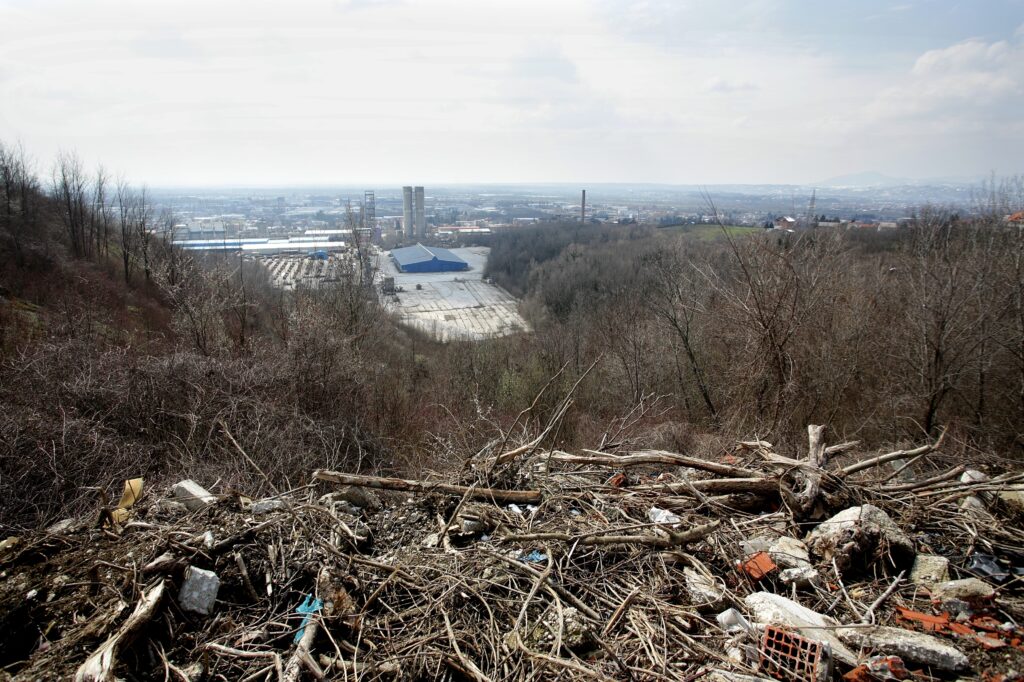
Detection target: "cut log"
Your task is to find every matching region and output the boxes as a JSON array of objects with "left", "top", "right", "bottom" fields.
[{"left": 313, "top": 470, "right": 542, "bottom": 504}]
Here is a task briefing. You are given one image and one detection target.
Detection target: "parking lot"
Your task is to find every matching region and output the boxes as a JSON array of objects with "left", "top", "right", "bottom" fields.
[{"left": 378, "top": 247, "right": 530, "bottom": 341}]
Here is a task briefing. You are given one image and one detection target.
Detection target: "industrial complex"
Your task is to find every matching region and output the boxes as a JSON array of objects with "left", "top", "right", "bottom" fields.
[
  {"left": 379, "top": 246, "right": 528, "bottom": 342},
  {"left": 390, "top": 244, "right": 469, "bottom": 273}
]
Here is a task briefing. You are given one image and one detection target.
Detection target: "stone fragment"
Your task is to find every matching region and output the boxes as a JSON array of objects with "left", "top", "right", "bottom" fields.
[
  {"left": 768, "top": 536, "right": 811, "bottom": 569},
  {"left": 172, "top": 480, "right": 216, "bottom": 512},
  {"left": 739, "top": 536, "right": 772, "bottom": 556},
  {"left": 997, "top": 485, "right": 1024, "bottom": 514},
  {"left": 46, "top": 518, "right": 76, "bottom": 534},
  {"left": 929, "top": 577, "right": 995, "bottom": 606},
  {"left": 805, "top": 504, "right": 914, "bottom": 572},
  {"left": 155, "top": 499, "right": 189, "bottom": 515},
  {"left": 252, "top": 499, "right": 286, "bottom": 515},
  {"left": 837, "top": 625, "right": 968, "bottom": 672},
  {"left": 706, "top": 672, "right": 775, "bottom": 682},
  {"left": 683, "top": 567, "right": 725, "bottom": 610},
  {"left": 179, "top": 566, "right": 220, "bottom": 615},
  {"left": 779, "top": 566, "right": 820, "bottom": 588},
  {"left": 331, "top": 486, "right": 382, "bottom": 510},
  {"left": 744, "top": 592, "right": 857, "bottom": 666},
  {"left": 909, "top": 554, "right": 950, "bottom": 585}
]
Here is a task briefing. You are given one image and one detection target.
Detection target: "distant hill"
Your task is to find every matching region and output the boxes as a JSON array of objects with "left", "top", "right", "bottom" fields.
[
  {"left": 817, "top": 171, "right": 985, "bottom": 189},
  {"left": 816, "top": 171, "right": 911, "bottom": 188}
]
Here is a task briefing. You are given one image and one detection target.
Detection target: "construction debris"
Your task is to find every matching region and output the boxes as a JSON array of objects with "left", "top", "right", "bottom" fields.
[
  {"left": 171, "top": 479, "right": 216, "bottom": 511},
  {"left": 178, "top": 566, "right": 220, "bottom": 616},
  {"left": 2, "top": 423, "right": 1023, "bottom": 680}
]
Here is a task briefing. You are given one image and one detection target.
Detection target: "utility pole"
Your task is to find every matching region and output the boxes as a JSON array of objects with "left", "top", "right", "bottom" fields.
[{"left": 580, "top": 189, "right": 586, "bottom": 223}]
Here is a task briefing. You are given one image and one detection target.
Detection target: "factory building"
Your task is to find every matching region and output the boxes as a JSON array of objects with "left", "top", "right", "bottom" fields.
[{"left": 390, "top": 243, "right": 469, "bottom": 273}]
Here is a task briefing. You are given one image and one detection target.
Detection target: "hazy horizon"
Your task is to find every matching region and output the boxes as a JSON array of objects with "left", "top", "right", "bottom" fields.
[{"left": 2, "top": 0, "right": 1022, "bottom": 186}]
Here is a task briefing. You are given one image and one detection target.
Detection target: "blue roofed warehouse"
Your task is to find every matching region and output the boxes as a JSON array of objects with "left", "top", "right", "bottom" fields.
[{"left": 391, "top": 244, "right": 469, "bottom": 273}]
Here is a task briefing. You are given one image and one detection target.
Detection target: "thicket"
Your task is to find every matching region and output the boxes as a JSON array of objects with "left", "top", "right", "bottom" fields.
[{"left": 2, "top": 139, "right": 1023, "bottom": 530}]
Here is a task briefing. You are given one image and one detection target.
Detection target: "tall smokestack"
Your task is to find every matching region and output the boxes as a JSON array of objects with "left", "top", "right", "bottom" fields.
[
  {"left": 581, "top": 189, "right": 586, "bottom": 223},
  {"left": 414, "top": 186, "right": 426, "bottom": 238},
  {"left": 402, "top": 186, "right": 414, "bottom": 239}
]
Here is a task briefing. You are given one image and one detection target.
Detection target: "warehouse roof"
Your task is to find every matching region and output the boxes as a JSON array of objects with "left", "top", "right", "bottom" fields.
[{"left": 391, "top": 243, "right": 467, "bottom": 268}]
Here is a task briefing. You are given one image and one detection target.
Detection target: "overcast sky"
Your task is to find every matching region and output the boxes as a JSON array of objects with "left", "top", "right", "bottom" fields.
[{"left": 1, "top": 0, "right": 1022, "bottom": 186}]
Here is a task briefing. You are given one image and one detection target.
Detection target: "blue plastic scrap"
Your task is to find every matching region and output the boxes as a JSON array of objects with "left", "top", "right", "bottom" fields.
[
  {"left": 294, "top": 594, "right": 323, "bottom": 643},
  {"left": 520, "top": 550, "right": 548, "bottom": 564}
]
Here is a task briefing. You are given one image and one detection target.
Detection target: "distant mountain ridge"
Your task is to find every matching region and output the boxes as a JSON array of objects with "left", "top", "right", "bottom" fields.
[{"left": 816, "top": 171, "right": 984, "bottom": 188}]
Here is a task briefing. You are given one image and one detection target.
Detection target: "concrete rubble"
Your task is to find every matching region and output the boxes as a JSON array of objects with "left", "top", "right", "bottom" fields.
[
  {"left": 837, "top": 625, "right": 969, "bottom": 672},
  {"left": 171, "top": 479, "right": 216, "bottom": 511},
  {"left": 178, "top": 566, "right": 220, "bottom": 615},
  {"left": 805, "top": 503, "right": 915, "bottom": 571},
  {"left": 909, "top": 554, "right": 950, "bottom": 585},
  {"left": 2, "top": 425, "right": 1022, "bottom": 680}
]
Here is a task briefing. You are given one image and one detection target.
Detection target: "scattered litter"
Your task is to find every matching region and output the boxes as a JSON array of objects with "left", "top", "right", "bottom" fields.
[
  {"left": 740, "top": 552, "right": 778, "bottom": 580},
  {"left": 519, "top": 549, "right": 547, "bottom": 563},
  {"left": 648, "top": 506, "right": 682, "bottom": 526},
  {"left": 758, "top": 625, "right": 831, "bottom": 682},
  {"left": 966, "top": 553, "right": 1010, "bottom": 583},
  {"left": 843, "top": 655, "right": 911, "bottom": 681},
  {"left": 4, "top": 425, "right": 1022, "bottom": 680},
  {"left": 294, "top": 594, "right": 323, "bottom": 643},
  {"left": 109, "top": 477, "right": 144, "bottom": 525}
]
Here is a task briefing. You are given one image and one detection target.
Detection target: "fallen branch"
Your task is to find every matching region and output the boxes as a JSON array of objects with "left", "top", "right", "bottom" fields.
[
  {"left": 629, "top": 477, "right": 780, "bottom": 496},
  {"left": 75, "top": 580, "right": 166, "bottom": 682},
  {"left": 840, "top": 428, "right": 946, "bottom": 478},
  {"left": 559, "top": 450, "right": 760, "bottom": 478},
  {"left": 313, "top": 470, "right": 542, "bottom": 504},
  {"left": 501, "top": 519, "right": 720, "bottom": 549}
]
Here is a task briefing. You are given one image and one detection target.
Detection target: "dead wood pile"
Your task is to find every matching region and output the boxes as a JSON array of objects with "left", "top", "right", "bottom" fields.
[{"left": 2, "top": 425, "right": 1023, "bottom": 681}]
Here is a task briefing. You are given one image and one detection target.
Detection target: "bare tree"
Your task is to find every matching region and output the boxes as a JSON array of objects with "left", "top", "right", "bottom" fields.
[
  {"left": 116, "top": 178, "right": 137, "bottom": 284},
  {"left": 51, "top": 150, "right": 90, "bottom": 258}
]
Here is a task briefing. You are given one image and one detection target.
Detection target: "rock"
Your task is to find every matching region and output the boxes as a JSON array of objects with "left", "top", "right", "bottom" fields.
[
  {"left": 155, "top": 499, "right": 189, "bottom": 516},
  {"left": 837, "top": 625, "right": 968, "bottom": 672},
  {"left": 333, "top": 486, "right": 382, "bottom": 510},
  {"left": 706, "top": 672, "right": 775, "bottom": 682},
  {"left": 997, "top": 485, "right": 1024, "bottom": 514},
  {"left": 929, "top": 577, "right": 995, "bottom": 606},
  {"left": 779, "top": 566, "right": 820, "bottom": 588},
  {"left": 46, "top": 518, "right": 76, "bottom": 534},
  {"left": 805, "top": 504, "right": 914, "bottom": 572},
  {"left": 179, "top": 566, "right": 220, "bottom": 615},
  {"left": 739, "top": 536, "right": 772, "bottom": 556},
  {"left": 683, "top": 567, "right": 725, "bottom": 609},
  {"left": 744, "top": 592, "right": 857, "bottom": 666},
  {"left": 960, "top": 470, "right": 992, "bottom": 514},
  {"left": 909, "top": 554, "right": 950, "bottom": 585},
  {"left": 252, "top": 499, "right": 286, "bottom": 515},
  {"left": 172, "top": 480, "right": 216, "bottom": 512},
  {"left": 768, "top": 536, "right": 811, "bottom": 569}
]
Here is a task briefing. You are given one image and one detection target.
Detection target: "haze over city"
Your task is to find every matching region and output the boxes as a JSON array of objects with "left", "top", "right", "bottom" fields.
[{"left": 2, "top": 0, "right": 1023, "bottom": 186}]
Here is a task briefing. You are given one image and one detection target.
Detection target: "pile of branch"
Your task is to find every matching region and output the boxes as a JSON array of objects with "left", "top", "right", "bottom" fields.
[{"left": 2, "top": 424, "right": 1022, "bottom": 681}]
